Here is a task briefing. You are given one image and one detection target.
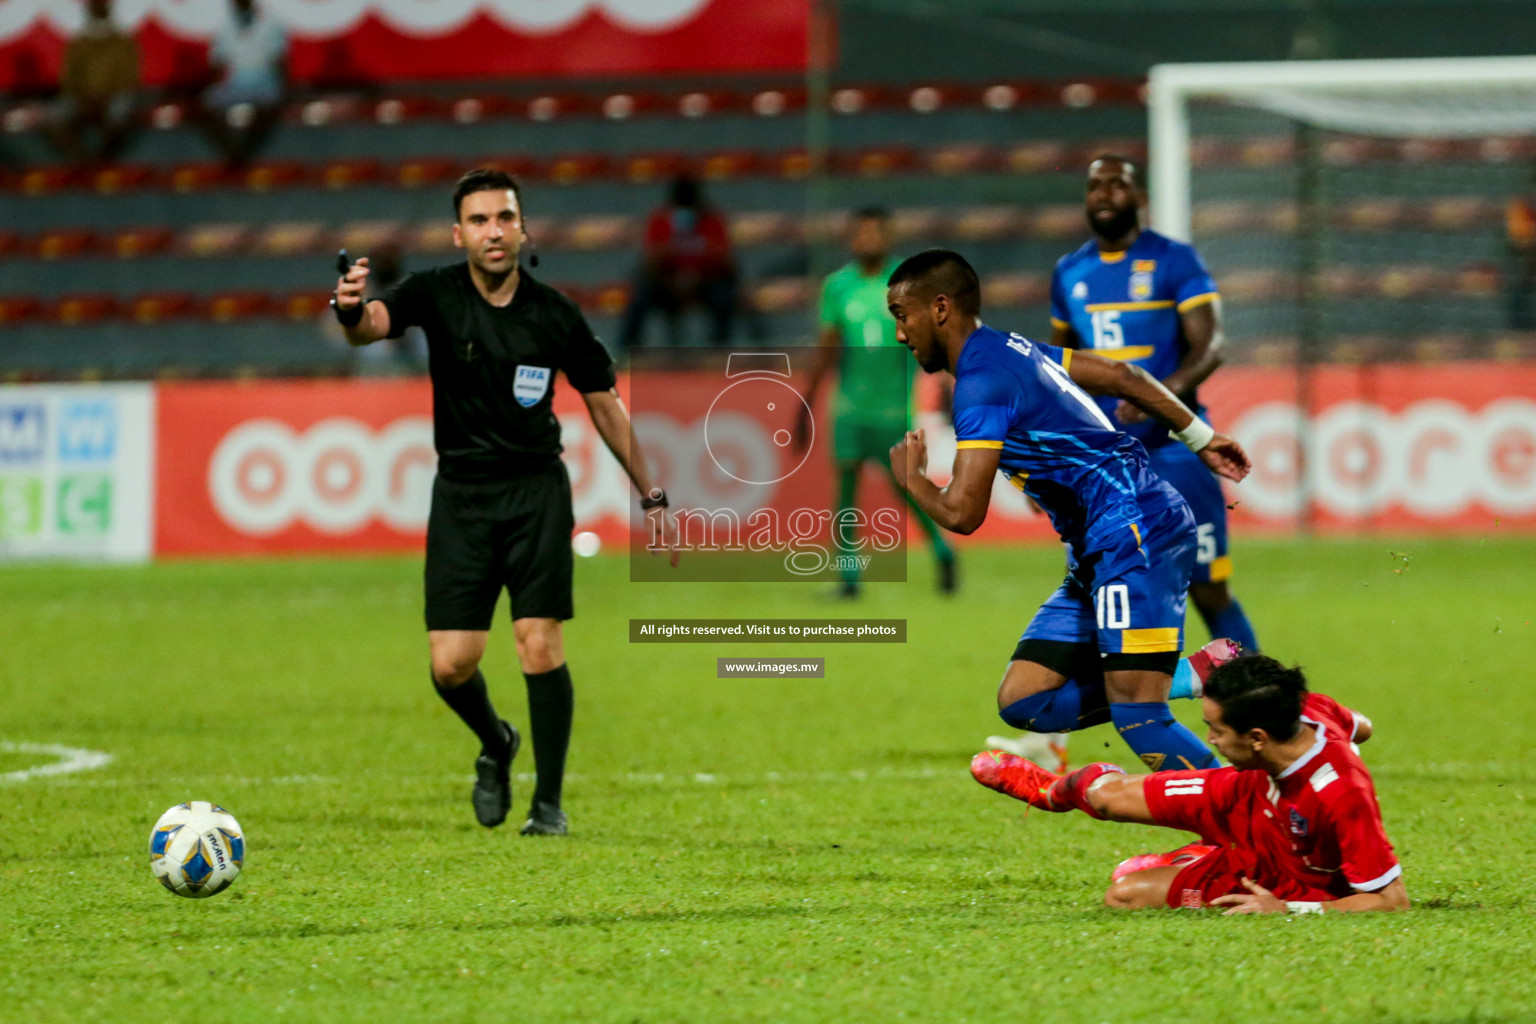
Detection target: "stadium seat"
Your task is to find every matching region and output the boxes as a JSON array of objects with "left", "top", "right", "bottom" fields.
[
  {"left": 321, "top": 159, "right": 385, "bottom": 190},
  {"left": 449, "top": 95, "right": 516, "bottom": 124},
  {"left": 0, "top": 297, "right": 43, "bottom": 324},
  {"left": 113, "top": 227, "right": 178, "bottom": 259},
  {"left": 395, "top": 158, "right": 463, "bottom": 189},
  {"left": 14, "top": 166, "right": 78, "bottom": 196},
  {"left": 622, "top": 152, "right": 689, "bottom": 185},
  {"left": 169, "top": 162, "right": 230, "bottom": 193},
  {"left": 36, "top": 229, "right": 97, "bottom": 260},
  {"left": 130, "top": 293, "right": 197, "bottom": 324},
  {"left": 52, "top": 294, "right": 118, "bottom": 325},
  {"left": 243, "top": 161, "right": 311, "bottom": 193},
  {"left": 179, "top": 223, "right": 250, "bottom": 258},
  {"left": 951, "top": 206, "right": 1024, "bottom": 242},
  {"left": 206, "top": 292, "right": 274, "bottom": 321},
  {"left": 336, "top": 220, "right": 405, "bottom": 253},
  {"left": 92, "top": 164, "right": 158, "bottom": 195},
  {"left": 563, "top": 215, "right": 638, "bottom": 251},
  {"left": 283, "top": 291, "right": 335, "bottom": 320},
  {"left": 254, "top": 222, "right": 330, "bottom": 257}
]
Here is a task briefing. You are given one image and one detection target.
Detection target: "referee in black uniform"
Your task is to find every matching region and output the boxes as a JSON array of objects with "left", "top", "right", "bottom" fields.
[{"left": 332, "top": 168, "right": 676, "bottom": 835}]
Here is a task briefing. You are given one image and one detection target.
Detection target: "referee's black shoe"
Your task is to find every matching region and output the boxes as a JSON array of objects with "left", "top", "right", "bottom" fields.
[
  {"left": 519, "top": 800, "right": 568, "bottom": 836},
  {"left": 472, "top": 721, "right": 520, "bottom": 828}
]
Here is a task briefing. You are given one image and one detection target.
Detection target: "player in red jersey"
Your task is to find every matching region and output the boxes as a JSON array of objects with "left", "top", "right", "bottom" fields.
[{"left": 971, "top": 655, "right": 1408, "bottom": 914}]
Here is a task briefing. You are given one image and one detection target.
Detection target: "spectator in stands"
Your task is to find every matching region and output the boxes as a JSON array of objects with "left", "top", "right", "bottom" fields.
[
  {"left": 1506, "top": 175, "right": 1536, "bottom": 331},
  {"left": 198, "top": 0, "right": 289, "bottom": 166},
  {"left": 50, "top": 0, "right": 140, "bottom": 164},
  {"left": 619, "top": 174, "right": 740, "bottom": 347}
]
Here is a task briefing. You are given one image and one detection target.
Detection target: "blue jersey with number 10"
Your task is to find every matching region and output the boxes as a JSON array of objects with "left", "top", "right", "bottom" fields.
[
  {"left": 1050, "top": 229, "right": 1219, "bottom": 448},
  {"left": 950, "top": 325, "right": 1184, "bottom": 553}
]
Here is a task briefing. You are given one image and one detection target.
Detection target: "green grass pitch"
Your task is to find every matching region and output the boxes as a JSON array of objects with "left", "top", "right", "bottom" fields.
[{"left": 2, "top": 536, "right": 1533, "bottom": 1023}]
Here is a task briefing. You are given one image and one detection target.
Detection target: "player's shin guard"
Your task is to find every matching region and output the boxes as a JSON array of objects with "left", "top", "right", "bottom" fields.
[
  {"left": 524, "top": 664, "right": 574, "bottom": 808},
  {"left": 1110, "top": 702, "right": 1219, "bottom": 771},
  {"left": 1200, "top": 600, "right": 1259, "bottom": 654},
  {"left": 999, "top": 679, "right": 1110, "bottom": 732},
  {"left": 1045, "top": 762, "right": 1125, "bottom": 818}
]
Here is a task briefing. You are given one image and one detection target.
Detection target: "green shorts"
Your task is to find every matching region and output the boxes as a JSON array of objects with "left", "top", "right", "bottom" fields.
[{"left": 833, "top": 418, "right": 908, "bottom": 465}]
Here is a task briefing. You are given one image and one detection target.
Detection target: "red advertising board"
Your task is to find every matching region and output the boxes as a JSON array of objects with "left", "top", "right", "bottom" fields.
[
  {"left": 1201, "top": 364, "right": 1536, "bottom": 534},
  {"left": 1, "top": 1, "right": 809, "bottom": 92},
  {"left": 156, "top": 379, "right": 437, "bottom": 556},
  {"left": 154, "top": 364, "right": 1536, "bottom": 558}
]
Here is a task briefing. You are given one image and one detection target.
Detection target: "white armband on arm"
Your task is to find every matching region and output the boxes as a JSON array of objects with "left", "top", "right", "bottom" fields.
[{"left": 1172, "top": 417, "right": 1215, "bottom": 453}]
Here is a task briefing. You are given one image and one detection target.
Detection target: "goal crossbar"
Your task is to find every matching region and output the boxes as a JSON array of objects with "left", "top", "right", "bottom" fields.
[{"left": 1148, "top": 56, "right": 1536, "bottom": 241}]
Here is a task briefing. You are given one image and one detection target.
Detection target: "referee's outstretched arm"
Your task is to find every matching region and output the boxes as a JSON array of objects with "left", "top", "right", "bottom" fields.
[
  {"left": 333, "top": 257, "right": 391, "bottom": 345},
  {"left": 581, "top": 388, "right": 679, "bottom": 566}
]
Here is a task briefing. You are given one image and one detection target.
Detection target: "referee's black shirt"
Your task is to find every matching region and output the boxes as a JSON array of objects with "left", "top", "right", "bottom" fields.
[{"left": 381, "top": 263, "right": 617, "bottom": 483}]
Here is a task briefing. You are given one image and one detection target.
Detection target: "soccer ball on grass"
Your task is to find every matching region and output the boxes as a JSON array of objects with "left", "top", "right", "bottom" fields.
[{"left": 149, "top": 801, "right": 245, "bottom": 898}]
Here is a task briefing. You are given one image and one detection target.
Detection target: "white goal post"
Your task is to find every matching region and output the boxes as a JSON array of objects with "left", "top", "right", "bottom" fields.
[{"left": 1147, "top": 56, "right": 1536, "bottom": 242}]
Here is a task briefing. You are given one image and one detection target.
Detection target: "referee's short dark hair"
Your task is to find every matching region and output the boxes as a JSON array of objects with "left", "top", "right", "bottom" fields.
[
  {"left": 1204, "top": 655, "right": 1307, "bottom": 741},
  {"left": 453, "top": 168, "right": 524, "bottom": 220},
  {"left": 887, "top": 248, "right": 981, "bottom": 316},
  {"left": 854, "top": 205, "right": 891, "bottom": 223}
]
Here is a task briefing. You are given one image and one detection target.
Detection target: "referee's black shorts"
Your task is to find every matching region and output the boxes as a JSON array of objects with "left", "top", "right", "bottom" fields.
[{"left": 424, "top": 462, "right": 575, "bottom": 630}]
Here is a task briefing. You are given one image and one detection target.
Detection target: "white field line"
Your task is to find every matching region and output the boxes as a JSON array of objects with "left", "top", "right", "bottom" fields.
[
  {"left": 0, "top": 741, "right": 114, "bottom": 783},
  {"left": 22, "top": 764, "right": 957, "bottom": 789}
]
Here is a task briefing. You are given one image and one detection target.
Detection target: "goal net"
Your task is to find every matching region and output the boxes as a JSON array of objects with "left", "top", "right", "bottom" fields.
[{"left": 1148, "top": 57, "right": 1536, "bottom": 364}]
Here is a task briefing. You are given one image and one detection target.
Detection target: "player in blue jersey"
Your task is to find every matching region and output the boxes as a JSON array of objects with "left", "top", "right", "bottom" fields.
[
  {"left": 988, "top": 155, "right": 1265, "bottom": 767},
  {"left": 886, "top": 249, "right": 1250, "bottom": 772},
  {"left": 1054, "top": 155, "right": 1260, "bottom": 655}
]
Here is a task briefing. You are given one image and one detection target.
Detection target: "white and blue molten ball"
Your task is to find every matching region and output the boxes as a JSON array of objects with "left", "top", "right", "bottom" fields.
[{"left": 149, "top": 801, "right": 245, "bottom": 898}]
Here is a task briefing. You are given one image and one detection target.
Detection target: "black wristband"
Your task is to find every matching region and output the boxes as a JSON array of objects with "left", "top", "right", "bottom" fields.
[
  {"left": 639, "top": 489, "right": 668, "bottom": 510},
  {"left": 331, "top": 294, "right": 364, "bottom": 327}
]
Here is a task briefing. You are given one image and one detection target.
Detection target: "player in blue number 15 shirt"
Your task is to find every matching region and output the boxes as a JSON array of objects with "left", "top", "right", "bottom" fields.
[
  {"left": 1053, "top": 155, "right": 1260, "bottom": 654},
  {"left": 886, "top": 249, "right": 1250, "bottom": 773}
]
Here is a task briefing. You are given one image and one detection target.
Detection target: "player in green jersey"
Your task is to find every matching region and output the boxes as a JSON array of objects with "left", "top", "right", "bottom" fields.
[{"left": 799, "top": 208, "right": 956, "bottom": 597}]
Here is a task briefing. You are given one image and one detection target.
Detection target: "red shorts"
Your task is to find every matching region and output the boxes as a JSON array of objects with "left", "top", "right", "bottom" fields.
[{"left": 1142, "top": 769, "right": 1338, "bottom": 909}]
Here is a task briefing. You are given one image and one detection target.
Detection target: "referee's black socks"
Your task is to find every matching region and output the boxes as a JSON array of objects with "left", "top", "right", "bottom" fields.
[
  {"left": 524, "top": 664, "right": 574, "bottom": 809},
  {"left": 434, "top": 669, "right": 511, "bottom": 759}
]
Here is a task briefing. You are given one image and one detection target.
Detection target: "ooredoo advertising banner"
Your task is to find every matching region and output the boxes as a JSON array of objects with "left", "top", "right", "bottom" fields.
[
  {"left": 1201, "top": 364, "right": 1536, "bottom": 533},
  {"left": 148, "top": 363, "right": 1536, "bottom": 560},
  {"left": 156, "top": 379, "right": 436, "bottom": 556},
  {"left": 0, "top": 0, "right": 809, "bottom": 91},
  {"left": 0, "top": 383, "right": 155, "bottom": 562}
]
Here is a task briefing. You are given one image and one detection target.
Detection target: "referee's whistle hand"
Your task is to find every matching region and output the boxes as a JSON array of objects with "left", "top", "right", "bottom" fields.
[{"left": 334, "top": 257, "right": 371, "bottom": 308}]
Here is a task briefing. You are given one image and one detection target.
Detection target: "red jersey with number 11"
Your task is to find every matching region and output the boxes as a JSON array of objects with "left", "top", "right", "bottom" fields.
[{"left": 1144, "top": 691, "right": 1399, "bottom": 905}]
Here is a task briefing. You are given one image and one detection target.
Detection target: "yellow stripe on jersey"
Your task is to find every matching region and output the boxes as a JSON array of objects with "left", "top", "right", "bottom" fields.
[
  {"left": 1130, "top": 523, "right": 1142, "bottom": 548},
  {"left": 956, "top": 440, "right": 1004, "bottom": 450},
  {"left": 1208, "top": 555, "right": 1234, "bottom": 581},
  {"left": 1050, "top": 317, "right": 1071, "bottom": 330},
  {"left": 1084, "top": 300, "right": 1175, "bottom": 312},
  {"left": 1177, "top": 291, "right": 1220, "bottom": 312},
  {"left": 1085, "top": 345, "right": 1155, "bottom": 361},
  {"left": 1119, "top": 628, "right": 1181, "bottom": 653},
  {"left": 1097, "top": 250, "right": 1129, "bottom": 264},
  {"left": 1009, "top": 472, "right": 1029, "bottom": 491},
  {"left": 1060, "top": 348, "right": 1073, "bottom": 371}
]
